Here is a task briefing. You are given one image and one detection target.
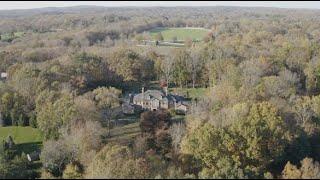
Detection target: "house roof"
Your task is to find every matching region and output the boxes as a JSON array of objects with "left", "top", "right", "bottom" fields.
[
  {"left": 1, "top": 72, "right": 7, "bottom": 78},
  {"left": 176, "top": 101, "right": 191, "bottom": 107},
  {"left": 133, "top": 89, "right": 186, "bottom": 103},
  {"left": 134, "top": 90, "right": 165, "bottom": 101}
]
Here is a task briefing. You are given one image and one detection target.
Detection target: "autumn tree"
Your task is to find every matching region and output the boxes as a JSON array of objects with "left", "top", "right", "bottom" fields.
[
  {"left": 36, "top": 92, "right": 76, "bottom": 140},
  {"left": 172, "top": 49, "right": 191, "bottom": 88},
  {"left": 181, "top": 102, "right": 289, "bottom": 178},
  {"left": 86, "top": 145, "right": 151, "bottom": 179},
  {"left": 156, "top": 32, "right": 164, "bottom": 41},
  {"left": 282, "top": 157, "right": 320, "bottom": 179}
]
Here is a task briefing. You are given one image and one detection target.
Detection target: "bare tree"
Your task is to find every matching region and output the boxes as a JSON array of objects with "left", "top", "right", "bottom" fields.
[
  {"left": 189, "top": 48, "right": 202, "bottom": 88},
  {"left": 0, "top": 111, "right": 3, "bottom": 127},
  {"left": 291, "top": 96, "right": 316, "bottom": 135},
  {"left": 162, "top": 55, "right": 174, "bottom": 88},
  {"left": 169, "top": 123, "right": 186, "bottom": 153}
]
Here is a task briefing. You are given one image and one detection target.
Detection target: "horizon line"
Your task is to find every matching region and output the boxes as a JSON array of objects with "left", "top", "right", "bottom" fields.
[{"left": 0, "top": 4, "right": 320, "bottom": 11}]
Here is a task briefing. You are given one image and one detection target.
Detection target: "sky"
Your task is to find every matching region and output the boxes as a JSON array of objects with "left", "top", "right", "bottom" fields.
[{"left": 0, "top": 1, "right": 319, "bottom": 10}]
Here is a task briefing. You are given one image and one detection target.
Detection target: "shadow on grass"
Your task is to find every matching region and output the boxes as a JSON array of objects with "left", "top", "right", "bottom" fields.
[
  {"left": 14, "top": 141, "right": 42, "bottom": 155},
  {"left": 28, "top": 161, "right": 43, "bottom": 179},
  {"left": 12, "top": 142, "right": 43, "bottom": 179},
  {"left": 110, "top": 130, "right": 141, "bottom": 138}
]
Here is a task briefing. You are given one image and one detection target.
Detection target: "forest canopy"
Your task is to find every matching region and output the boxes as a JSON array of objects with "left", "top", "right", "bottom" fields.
[{"left": 1, "top": 5, "right": 320, "bottom": 179}]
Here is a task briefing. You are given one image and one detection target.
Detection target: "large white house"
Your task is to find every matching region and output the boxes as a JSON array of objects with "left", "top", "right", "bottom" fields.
[
  {"left": 132, "top": 87, "right": 189, "bottom": 113},
  {"left": 1, "top": 72, "right": 7, "bottom": 79}
]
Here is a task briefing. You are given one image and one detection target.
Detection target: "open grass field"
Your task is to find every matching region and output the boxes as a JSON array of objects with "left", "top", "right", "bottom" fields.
[
  {"left": 169, "top": 87, "right": 208, "bottom": 99},
  {"left": 107, "top": 122, "right": 141, "bottom": 145},
  {"left": 0, "top": 126, "right": 43, "bottom": 143},
  {"left": 0, "top": 126, "right": 43, "bottom": 154},
  {"left": 136, "top": 44, "right": 181, "bottom": 54},
  {"left": 0, "top": 126, "right": 43, "bottom": 178},
  {"left": 1, "top": 31, "right": 25, "bottom": 42},
  {"left": 149, "top": 27, "right": 210, "bottom": 41},
  {"left": 105, "top": 114, "right": 185, "bottom": 145}
]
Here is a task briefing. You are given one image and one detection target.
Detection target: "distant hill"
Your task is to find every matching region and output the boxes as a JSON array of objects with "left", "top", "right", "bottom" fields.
[
  {"left": 0, "top": 5, "right": 109, "bottom": 18},
  {"left": 0, "top": 5, "right": 319, "bottom": 18}
]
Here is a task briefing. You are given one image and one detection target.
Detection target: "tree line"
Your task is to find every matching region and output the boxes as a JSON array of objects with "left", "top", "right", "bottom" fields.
[{"left": 1, "top": 5, "right": 320, "bottom": 179}]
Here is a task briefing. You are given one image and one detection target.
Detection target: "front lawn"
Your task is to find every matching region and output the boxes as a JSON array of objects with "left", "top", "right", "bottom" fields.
[{"left": 0, "top": 126, "right": 43, "bottom": 154}]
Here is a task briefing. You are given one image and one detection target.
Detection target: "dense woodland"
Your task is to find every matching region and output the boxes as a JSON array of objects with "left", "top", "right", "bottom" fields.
[{"left": 1, "top": 6, "right": 320, "bottom": 179}]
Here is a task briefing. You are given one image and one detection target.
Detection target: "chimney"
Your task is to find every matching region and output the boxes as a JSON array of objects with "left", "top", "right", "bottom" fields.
[
  {"left": 164, "top": 86, "right": 168, "bottom": 96},
  {"left": 129, "top": 93, "right": 133, "bottom": 103},
  {"left": 141, "top": 87, "right": 145, "bottom": 108}
]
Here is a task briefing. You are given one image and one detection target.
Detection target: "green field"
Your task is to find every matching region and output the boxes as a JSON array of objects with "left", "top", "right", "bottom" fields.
[
  {"left": 0, "top": 126, "right": 43, "bottom": 154},
  {"left": 1, "top": 31, "right": 25, "bottom": 42},
  {"left": 169, "top": 87, "right": 208, "bottom": 99},
  {"left": 105, "top": 115, "right": 185, "bottom": 145},
  {"left": 136, "top": 42, "right": 183, "bottom": 52},
  {"left": 149, "top": 27, "right": 210, "bottom": 41},
  {"left": 107, "top": 122, "right": 141, "bottom": 145}
]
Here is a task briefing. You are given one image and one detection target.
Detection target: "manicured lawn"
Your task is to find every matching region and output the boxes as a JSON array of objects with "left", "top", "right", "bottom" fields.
[
  {"left": 169, "top": 87, "right": 208, "bottom": 99},
  {"left": 106, "top": 122, "right": 141, "bottom": 145},
  {"left": 0, "top": 126, "right": 43, "bottom": 178},
  {"left": 0, "top": 126, "right": 43, "bottom": 154},
  {"left": 136, "top": 45, "right": 181, "bottom": 55},
  {"left": 105, "top": 114, "right": 185, "bottom": 145},
  {"left": 149, "top": 27, "right": 210, "bottom": 41},
  {"left": 1, "top": 31, "right": 25, "bottom": 42},
  {"left": 0, "top": 126, "right": 43, "bottom": 143}
]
